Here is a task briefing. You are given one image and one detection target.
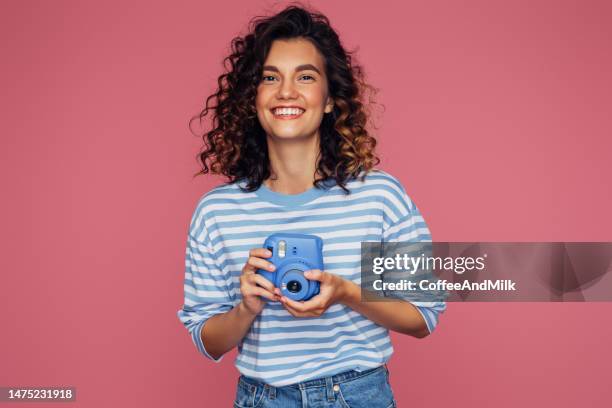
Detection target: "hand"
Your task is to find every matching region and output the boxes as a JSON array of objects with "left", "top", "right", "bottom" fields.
[
  {"left": 239, "top": 248, "right": 281, "bottom": 316},
  {"left": 276, "top": 270, "right": 350, "bottom": 317}
]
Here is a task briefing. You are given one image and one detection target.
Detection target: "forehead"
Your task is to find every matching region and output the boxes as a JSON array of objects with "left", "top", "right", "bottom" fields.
[{"left": 263, "top": 38, "right": 325, "bottom": 71}]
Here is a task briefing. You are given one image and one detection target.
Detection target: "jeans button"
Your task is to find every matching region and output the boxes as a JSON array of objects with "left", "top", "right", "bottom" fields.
[{"left": 333, "top": 384, "right": 340, "bottom": 392}]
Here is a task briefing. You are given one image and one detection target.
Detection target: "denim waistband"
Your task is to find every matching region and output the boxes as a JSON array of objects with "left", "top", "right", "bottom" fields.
[{"left": 239, "top": 364, "right": 387, "bottom": 391}]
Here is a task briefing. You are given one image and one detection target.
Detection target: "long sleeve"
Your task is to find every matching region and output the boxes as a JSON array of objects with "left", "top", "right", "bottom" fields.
[
  {"left": 381, "top": 178, "right": 446, "bottom": 334},
  {"left": 177, "top": 202, "right": 237, "bottom": 361}
]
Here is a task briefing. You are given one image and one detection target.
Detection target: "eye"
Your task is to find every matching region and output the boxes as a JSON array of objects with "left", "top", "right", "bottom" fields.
[
  {"left": 299, "top": 75, "right": 315, "bottom": 81},
  {"left": 261, "top": 75, "right": 277, "bottom": 83}
]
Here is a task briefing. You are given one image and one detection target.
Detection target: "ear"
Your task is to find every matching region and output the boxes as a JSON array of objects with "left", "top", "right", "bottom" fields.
[{"left": 324, "top": 96, "right": 334, "bottom": 113}]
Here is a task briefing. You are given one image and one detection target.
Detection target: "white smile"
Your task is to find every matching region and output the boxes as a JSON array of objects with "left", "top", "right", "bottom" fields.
[{"left": 272, "top": 107, "right": 305, "bottom": 118}]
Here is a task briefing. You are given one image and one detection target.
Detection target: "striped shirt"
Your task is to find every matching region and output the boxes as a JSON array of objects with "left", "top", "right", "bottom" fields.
[{"left": 177, "top": 170, "right": 446, "bottom": 386}]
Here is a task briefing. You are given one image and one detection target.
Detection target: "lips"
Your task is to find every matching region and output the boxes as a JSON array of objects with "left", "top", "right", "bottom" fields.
[{"left": 271, "top": 107, "right": 305, "bottom": 119}]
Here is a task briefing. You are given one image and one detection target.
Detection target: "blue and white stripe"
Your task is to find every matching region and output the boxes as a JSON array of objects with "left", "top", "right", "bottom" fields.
[{"left": 177, "top": 170, "right": 446, "bottom": 386}]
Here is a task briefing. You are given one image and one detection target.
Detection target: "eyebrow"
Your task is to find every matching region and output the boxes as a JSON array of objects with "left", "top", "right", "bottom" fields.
[{"left": 262, "top": 64, "right": 322, "bottom": 75}]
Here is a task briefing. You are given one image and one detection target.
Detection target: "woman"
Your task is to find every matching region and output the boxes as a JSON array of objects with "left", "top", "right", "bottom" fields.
[{"left": 178, "top": 5, "right": 445, "bottom": 407}]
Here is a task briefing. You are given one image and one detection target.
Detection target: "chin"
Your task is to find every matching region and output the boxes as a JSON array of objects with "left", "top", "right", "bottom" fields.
[{"left": 268, "top": 129, "right": 316, "bottom": 140}]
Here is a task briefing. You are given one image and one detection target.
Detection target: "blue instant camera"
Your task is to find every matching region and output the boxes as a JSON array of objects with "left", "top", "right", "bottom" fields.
[{"left": 257, "top": 233, "right": 324, "bottom": 301}]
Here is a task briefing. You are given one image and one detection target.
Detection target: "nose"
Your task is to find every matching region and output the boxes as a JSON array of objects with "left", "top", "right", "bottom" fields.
[{"left": 277, "top": 78, "right": 298, "bottom": 99}]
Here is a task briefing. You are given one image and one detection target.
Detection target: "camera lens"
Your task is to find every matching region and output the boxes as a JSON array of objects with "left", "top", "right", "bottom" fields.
[{"left": 286, "top": 280, "right": 302, "bottom": 293}]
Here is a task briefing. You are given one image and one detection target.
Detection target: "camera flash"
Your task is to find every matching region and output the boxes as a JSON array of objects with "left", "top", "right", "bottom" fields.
[{"left": 278, "top": 240, "right": 286, "bottom": 258}]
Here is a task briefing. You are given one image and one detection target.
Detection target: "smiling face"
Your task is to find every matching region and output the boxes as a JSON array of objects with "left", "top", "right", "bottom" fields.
[{"left": 255, "top": 38, "right": 334, "bottom": 141}]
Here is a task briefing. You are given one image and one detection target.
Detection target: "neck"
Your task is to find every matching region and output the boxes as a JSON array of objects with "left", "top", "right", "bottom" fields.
[{"left": 265, "top": 133, "right": 320, "bottom": 194}]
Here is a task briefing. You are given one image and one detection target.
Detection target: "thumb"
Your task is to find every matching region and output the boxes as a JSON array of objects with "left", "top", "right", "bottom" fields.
[{"left": 304, "top": 269, "right": 325, "bottom": 282}]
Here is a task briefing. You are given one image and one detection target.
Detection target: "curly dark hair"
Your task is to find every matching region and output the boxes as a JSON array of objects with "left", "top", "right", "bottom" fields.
[{"left": 191, "top": 3, "right": 380, "bottom": 193}]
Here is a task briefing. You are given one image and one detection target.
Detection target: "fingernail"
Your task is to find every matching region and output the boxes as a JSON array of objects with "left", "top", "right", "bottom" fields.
[{"left": 268, "top": 264, "right": 275, "bottom": 271}]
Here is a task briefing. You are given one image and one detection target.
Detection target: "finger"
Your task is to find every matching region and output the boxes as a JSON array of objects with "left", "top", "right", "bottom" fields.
[
  {"left": 242, "top": 248, "right": 273, "bottom": 274},
  {"left": 281, "top": 302, "right": 308, "bottom": 317},
  {"left": 304, "top": 269, "right": 325, "bottom": 282},
  {"left": 251, "top": 287, "right": 280, "bottom": 302},
  {"left": 246, "top": 256, "right": 276, "bottom": 272},
  {"left": 280, "top": 296, "right": 321, "bottom": 313},
  {"left": 249, "top": 248, "right": 273, "bottom": 258},
  {"left": 283, "top": 306, "right": 301, "bottom": 318},
  {"left": 282, "top": 303, "right": 317, "bottom": 318},
  {"left": 251, "top": 274, "right": 276, "bottom": 292},
  {"left": 242, "top": 275, "right": 279, "bottom": 299},
  {"left": 241, "top": 258, "right": 272, "bottom": 275},
  {"left": 242, "top": 262, "right": 257, "bottom": 274}
]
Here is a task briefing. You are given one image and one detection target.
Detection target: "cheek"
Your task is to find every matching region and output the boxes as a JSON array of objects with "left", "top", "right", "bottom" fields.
[
  {"left": 255, "top": 85, "right": 270, "bottom": 111},
  {"left": 254, "top": 91, "right": 272, "bottom": 130},
  {"left": 305, "top": 87, "right": 328, "bottom": 108},
  {"left": 254, "top": 93, "right": 264, "bottom": 112}
]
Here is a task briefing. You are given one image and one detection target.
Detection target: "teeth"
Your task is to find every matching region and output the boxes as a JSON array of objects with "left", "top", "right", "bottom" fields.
[{"left": 273, "top": 107, "right": 304, "bottom": 116}]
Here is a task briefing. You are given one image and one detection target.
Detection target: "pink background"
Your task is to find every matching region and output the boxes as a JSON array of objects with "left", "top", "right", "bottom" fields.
[{"left": 2, "top": 0, "right": 611, "bottom": 406}]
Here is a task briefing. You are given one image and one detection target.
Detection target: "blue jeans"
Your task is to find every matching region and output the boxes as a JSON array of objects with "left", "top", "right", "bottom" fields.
[{"left": 233, "top": 365, "right": 396, "bottom": 408}]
